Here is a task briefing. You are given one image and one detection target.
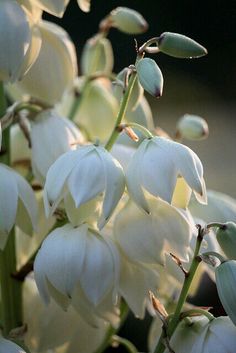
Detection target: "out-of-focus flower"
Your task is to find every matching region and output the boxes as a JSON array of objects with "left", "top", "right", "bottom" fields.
[
  {"left": 126, "top": 136, "right": 207, "bottom": 213},
  {"left": 9, "top": 20, "right": 77, "bottom": 105},
  {"left": 189, "top": 190, "right": 236, "bottom": 223},
  {"left": 44, "top": 144, "right": 125, "bottom": 229},
  {"left": 34, "top": 223, "right": 120, "bottom": 325},
  {"left": 114, "top": 197, "right": 192, "bottom": 265},
  {"left": 30, "top": 109, "right": 84, "bottom": 182},
  {"left": 0, "top": 0, "right": 41, "bottom": 82},
  {"left": 176, "top": 114, "right": 209, "bottom": 141},
  {"left": 24, "top": 276, "right": 108, "bottom": 353},
  {"left": 0, "top": 336, "right": 26, "bottom": 353},
  {"left": 29, "top": 0, "right": 70, "bottom": 17},
  {"left": 109, "top": 7, "right": 148, "bottom": 34},
  {"left": 0, "top": 165, "right": 37, "bottom": 249},
  {"left": 77, "top": 0, "right": 91, "bottom": 13}
]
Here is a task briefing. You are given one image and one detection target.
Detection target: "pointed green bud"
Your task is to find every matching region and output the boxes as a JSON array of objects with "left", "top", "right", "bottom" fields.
[
  {"left": 176, "top": 114, "right": 209, "bottom": 140},
  {"left": 136, "top": 58, "right": 163, "bottom": 98},
  {"left": 216, "top": 260, "right": 236, "bottom": 326},
  {"left": 216, "top": 222, "right": 236, "bottom": 260},
  {"left": 81, "top": 36, "right": 113, "bottom": 75},
  {"left": 158, "top": 32, "right": 207, "bottom": 58},
  {"left": 110, "top": 7, "right": 148, "bottom": 34}
]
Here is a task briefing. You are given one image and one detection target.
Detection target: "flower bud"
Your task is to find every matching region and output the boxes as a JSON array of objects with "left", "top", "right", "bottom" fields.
[
  {"left": 216, "top": 222, "right": 236, "bottom": 260},
  {"left": 176, "top": 114, "right": 209, "bottom": 140},
  {"left": 158, "top": 32, "right": 207, "bottom": 58},
  {"left": 136, "top": 58, "right": 163, "bottom": 98},
  {"left": 77, "top": 0, "right": 91, "bottom": 12},
  {"left": 110, "top": 7, "right": 148, "bottom": 34},
  {"left": 81, "top": 36, "right": 114, "bottom": 75},
  {"left": 215, "top": 260, "right": 236, "bottom": 325}
]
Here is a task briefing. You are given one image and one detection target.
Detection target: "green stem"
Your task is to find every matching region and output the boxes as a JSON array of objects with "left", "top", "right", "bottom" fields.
[
  {"left": 0, "top": 82, "right": 23, "bottom": 335},
  {"left": 94, "top": 301, "right": 129, "bottom": 353},
  {"left": 105, "top": 72, "right": 137, "bottom": 151},
  {"left": 180, "top": 308, "right": 214, "bottom": 321},
  {"left": 153, "top": 230, "right": 204, "bottom": 353},
  {"left": 112, "top": 335, "right": 138, "bottom": 353},
  {"left": 124, "top": 122, "right": 153, "bottom": 139}
]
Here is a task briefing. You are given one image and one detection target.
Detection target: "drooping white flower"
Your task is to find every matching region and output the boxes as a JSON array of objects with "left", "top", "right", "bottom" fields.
[
  {"left": 126, "top": 136, "right": 207, "bottom": 213},
  {"left": 30, "top": 109, "right": 84, "bottom": 182},
  {"left": 114, "top": 197, "right": 192, "bottom": 265},
  {"left": 0, "top": 164, "right": 37, "bottom": 249},
  {"left": 0, "top": 336, "right": 26, "bottom": 353},
  {"left": 44, "top": 144, "right": 125, "bottom": 229},
  {"left": 0, "top": 0, "right": 33, "bottom": 82},
  {"left": 9, "top": 20, "right": 77, "bottom": 104},
  {"left": 34, "top": 223, "right": 120, "bottom": 309}
]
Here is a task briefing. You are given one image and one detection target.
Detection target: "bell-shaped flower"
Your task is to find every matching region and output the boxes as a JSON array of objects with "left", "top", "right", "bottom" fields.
[
  {"left": 126, "top": 136, "right": 207, "bottom": 213},
  {"left": 0, "top": 165, "right": 37, "bottom": 249},
  {"left": 0, "top": 336, "right": 26, "bottom": 353},
  {"left": 114, "top": 197, "right": 192, "bottom": 266},
  {"left": 30, "top": 109, "right": 84, "bottom": 182},
  {"left": 44, "top": 144, "right": 125, "bottom": 229},
  {"left": 24, "top": 276, "right": 108, "bottom": 353},
  {"left": 30, "top": 0, "right": 70, "bottom": 17},
  {"left": 9, "top": 20, "right": 77, "bottom": 105},
  {"left": 189, "top": 189, "right": 236, "bottom": 224},
  {"left": 34, "top": 223, "right": 120, "bottom": 312},
  {"left": 159, "top": 316, "right": 236, "bottom": 353},
  {"left": 0, "top": 0, "right": 40, "bottom": 82}
]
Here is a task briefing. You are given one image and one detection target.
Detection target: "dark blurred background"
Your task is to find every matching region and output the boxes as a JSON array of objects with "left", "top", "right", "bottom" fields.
[{"left": 45, "top": 3, "right": 235, "bottom": 351}]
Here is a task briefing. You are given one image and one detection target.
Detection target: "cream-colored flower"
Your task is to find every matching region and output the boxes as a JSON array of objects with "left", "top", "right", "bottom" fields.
[{"left": 126, "top": 136, "right": 207, "bottom": 213}]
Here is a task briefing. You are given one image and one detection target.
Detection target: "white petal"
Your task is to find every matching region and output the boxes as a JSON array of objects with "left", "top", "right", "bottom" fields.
[
  {"left": 31, "top": 0, "right": 70, "bottom": 17},
  {"left": 0, "top": 337, "right": 27, "bottom": 353},
  {"left": 0, "top": 165, "right": 18, "bottom": 236},
  {"left": 98, "top": 148, "right": 125, "bottom": 229},
  {"left": 67, "top": 149, "right": 105, "bottom": 208},
  {"left": 209, "top": 317, "right": 236, "bottom": 351},
  {"left": 43, "top": 150, "right": 78, "bottom": 216},
  {"left": 34, "top": 250, "right": 51, "bottom": 305},
  {"left": 126, "top": 139, "right": 150, "bottom": 213},
  {"left": 141, "top": 139, "right": 178, "bottom": 203},
  {"left": 77, "top": 0, "right": 91, "bottom": 12},
  {"left": 14, "top": 171, "right": 38, "bottom": 232},
  {"left": 80, "top": 231, "right": 115, "bottom": 305}
]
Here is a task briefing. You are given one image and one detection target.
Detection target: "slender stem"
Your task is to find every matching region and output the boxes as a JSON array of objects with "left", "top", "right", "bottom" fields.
[
  {"left": 153, "top": 229, "right": 204, "bottom": 353},
  {"left": 124, "top": 122, "right": 153, "bottom": 139},
  {"left": 112, "top": 335, "right": 138, "bottom": 353},
  {"left": 105, "top": 73, "right": 137, "bottom": 151},
  {"left": 94, "top": 301, "right": 129, "bottom": 353},
  {"left": 0, "top": 82, "right": 23, "bottom": 335},
  {"left": 206, "top": 222, "right": 226, "bottom": 229},
  {"left": 180, "top": 308, "right": 214, "bottom": 321}
]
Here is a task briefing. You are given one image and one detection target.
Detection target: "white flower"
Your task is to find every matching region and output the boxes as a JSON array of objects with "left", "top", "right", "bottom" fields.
[
  {"left": 24, "top": 276, "right": 108, "bottom": 353},
  {"left": 114, "top": 197, "right": 192, "bottom": 265},
  {"left": 0, "top": 0, "right": 33, "bottom": 82},
  {"left": 0, "top": 164, "right": 37, "bottom": 249},
  {"left": 31, "top": 109, "right": 84, "bottom": 182},
  {"left": 9, "top": 20, "right": 77, "bottom": 104},
  {"left": 126, "top": 136, "right": 207, "bottom": 213},
  {"left": 44, "top": 144, "right": 125, "bottom": 229},
  {"left": 34, "top": 223, "right": 120, "bottom": 308},
  {"left": 0, "top": 336, "right": 26, "bottom": 353}
]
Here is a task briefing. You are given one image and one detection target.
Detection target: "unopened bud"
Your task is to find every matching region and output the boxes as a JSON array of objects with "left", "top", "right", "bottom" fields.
[
  {"left": 110, "top": 7, "right": 148, "bottom": 34},
  {"left": 216, "top": 222, "right": 236, "bottom": 260},
  {"left": 158, "top": 32, "right": 207, "bottom": 58},
  {"left": 176, "top": 114, "right": 209, "bottom": 140},
  {"left": 215, "top": 260, "right": 236, "bottom": 326},
  {"left": 136, "top": 58, "right": 163, "bottom": 98},
  {"left": 81, "top": 36, "right": 113, "bottom": 75}
]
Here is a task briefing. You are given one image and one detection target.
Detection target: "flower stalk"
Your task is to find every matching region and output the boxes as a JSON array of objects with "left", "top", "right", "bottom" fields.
[{"left": 153, "top": 225, "right": 205, "bottom": 353}]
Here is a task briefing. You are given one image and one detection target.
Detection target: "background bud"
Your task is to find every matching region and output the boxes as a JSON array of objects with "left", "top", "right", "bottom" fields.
[
  {"left": 158, "top": 32, "right": 207, "bottom": 58},
  {"left": 110, "top": 7, "right": 148, "bottom": 34},
  {"left": 216, "top": 222, "right": 236, "bottom": 260},
  {"left": 136, "top": 58, "right": 163, "bottom": 98},
  {"left": 176, "top": 114, "right": 209, "bottom": 140}
]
